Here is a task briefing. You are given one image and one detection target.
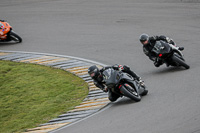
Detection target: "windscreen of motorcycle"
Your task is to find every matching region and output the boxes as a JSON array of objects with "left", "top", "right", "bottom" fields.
[
  {"left": 152, "top": 41, "right": 171, "bottom": 55},
  {"left": 102, "top": 68, "right": 119, "bottom": 88}
]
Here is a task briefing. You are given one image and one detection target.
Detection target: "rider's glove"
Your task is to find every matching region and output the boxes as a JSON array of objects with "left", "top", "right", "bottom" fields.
[
  {"left": 112, "top": 64, "right": 119, "bottom": 70},
  {"left": 113, "top": 64, "right": 124, "bottom": 71},
  {"left": 118, "top": 65, "right": 124, "bottom": 71}
]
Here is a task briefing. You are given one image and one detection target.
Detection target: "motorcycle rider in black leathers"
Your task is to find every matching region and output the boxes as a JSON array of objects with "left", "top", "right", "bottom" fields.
[
  {"left": 88, "top": 64, "right": 144, "bottom": 102},
  {"left": 139, "top": 33, "right": 184, "bottom": 67}
]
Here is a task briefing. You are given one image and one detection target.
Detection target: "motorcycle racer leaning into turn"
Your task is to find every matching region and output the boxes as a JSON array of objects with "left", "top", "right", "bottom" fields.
[
  {"left": 0, "top": 19, "right": 22, "bottom": 43},
  {"left": 88, "top": 64, "right": 144, "bottom": 102},
  {"left": 139, "top": 33, "right": 184, "bottom": 67}
]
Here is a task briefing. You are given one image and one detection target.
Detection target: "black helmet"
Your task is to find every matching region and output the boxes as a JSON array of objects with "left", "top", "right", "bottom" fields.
[
  {"left": 88, "top": 65, "right": 100, "bottom": 78},
  {"left": 139, "top": 33, "right": 149, "bottom": 44}
]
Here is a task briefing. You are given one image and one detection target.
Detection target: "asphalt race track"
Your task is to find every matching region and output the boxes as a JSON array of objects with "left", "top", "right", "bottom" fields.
[{"left": 1, "top": 0, "right": 200, "bottom": 133}]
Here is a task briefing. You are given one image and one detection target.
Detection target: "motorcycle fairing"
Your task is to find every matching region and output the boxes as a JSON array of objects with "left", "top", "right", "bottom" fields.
[
  {"left": 0, "top": 22, "right": 12, "bottom": 40},
  {"left": 103, "top": 68, "right": 138, "bottom": 93},
  {"left": 152, "top": 40, "right": 171, "bottom": 56}
]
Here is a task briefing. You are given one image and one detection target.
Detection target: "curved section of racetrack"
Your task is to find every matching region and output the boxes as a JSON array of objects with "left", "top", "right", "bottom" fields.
[{"left": 1, "top": 0, "right": 200, "bottom": 133}]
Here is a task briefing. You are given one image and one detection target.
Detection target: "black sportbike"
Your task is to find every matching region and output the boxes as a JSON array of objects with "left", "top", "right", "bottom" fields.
[
  {"left": 102, "top": 68, "right": 148, "bottom": 102},
  {"left": 152, "top": 40, "right": 190, "bottom": 69}
]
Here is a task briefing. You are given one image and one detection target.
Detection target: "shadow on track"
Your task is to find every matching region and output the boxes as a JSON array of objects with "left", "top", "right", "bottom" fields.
[
  {"left": 149, "top": 66, "right": 189, "bottom": 75},
  {"left": 0, "top": 42, "right": 21, "bottom": 46},
  {"left": 111, "top": 97, "right": 139, "bottom": 107}
]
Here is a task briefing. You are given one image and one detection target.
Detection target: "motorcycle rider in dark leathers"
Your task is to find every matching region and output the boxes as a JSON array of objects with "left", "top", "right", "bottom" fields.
[
  {"left": 139, "top": 33, "right": 184, "bottom": 67},
  {"left": 88, "top": 64, "right": 144, "bottom": 102}
]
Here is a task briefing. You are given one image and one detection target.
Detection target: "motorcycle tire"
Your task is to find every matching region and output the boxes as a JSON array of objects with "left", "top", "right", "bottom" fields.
[
  {"left": 10, "top": 31, "right": 22, "bottom": 43},
  {"left": 120, "top": 84, "right": 141, "bottom": 102},
  {"left": 172, "top": 54, "right": 190, "bottom": 69}
]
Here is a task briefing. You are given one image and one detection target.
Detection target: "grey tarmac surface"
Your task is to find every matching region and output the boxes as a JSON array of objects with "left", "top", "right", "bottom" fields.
[{"left": 1, "top": 0, "right": 200, "bottom": 133}]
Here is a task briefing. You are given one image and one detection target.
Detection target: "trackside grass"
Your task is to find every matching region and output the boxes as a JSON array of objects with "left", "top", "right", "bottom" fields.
[{"left": 0, "top": 60, "right": 89, "bottom": 133}]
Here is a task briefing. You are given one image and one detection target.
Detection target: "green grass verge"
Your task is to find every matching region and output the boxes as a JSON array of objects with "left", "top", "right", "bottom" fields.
[{"left": 0, "top": 60, "right": 89, "bottom": 133}]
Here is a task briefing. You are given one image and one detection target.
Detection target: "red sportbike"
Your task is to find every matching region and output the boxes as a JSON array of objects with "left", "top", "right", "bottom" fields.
[{"left": 0, "top": 20, "right": 22, "bottom": 43}]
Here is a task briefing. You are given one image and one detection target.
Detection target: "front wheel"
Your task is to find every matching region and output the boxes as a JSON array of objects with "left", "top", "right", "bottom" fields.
[
  {"left": 172, "top": 54, "right": 190, "bottom": 69},
  {"left": 120, "top": 84, "right": 141, "bottom": 102},
  {"left": 10, "top": 31, "right": 22, "bottom": 43}
]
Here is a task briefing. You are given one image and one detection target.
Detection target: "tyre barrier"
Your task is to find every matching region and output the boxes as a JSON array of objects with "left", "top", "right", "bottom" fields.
[{"left": 0, "top": 50, "right": 110, "bottom": 133}]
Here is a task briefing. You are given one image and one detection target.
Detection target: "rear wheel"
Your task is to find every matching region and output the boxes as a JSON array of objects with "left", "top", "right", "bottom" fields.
[
  {"left": 10, "top": 31, "right": 22, "bottom": 43},
  {"left": 172, "top": 54, "right": 190, "bottom": 69}
]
